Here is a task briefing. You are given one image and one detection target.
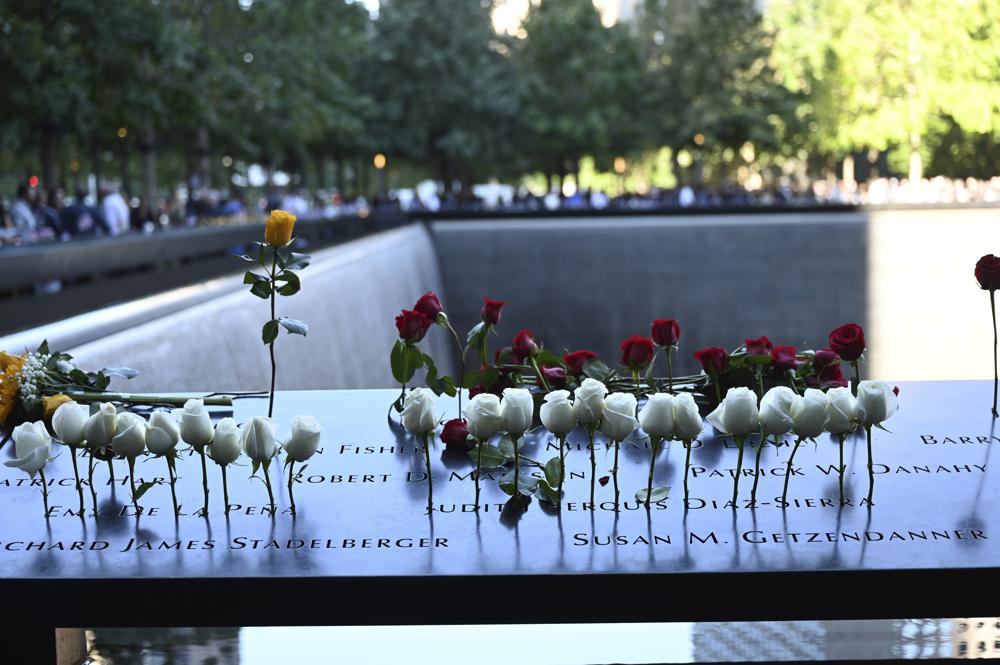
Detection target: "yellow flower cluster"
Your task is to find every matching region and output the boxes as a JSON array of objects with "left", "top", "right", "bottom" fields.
[{"left": 0, "top": 352, "right": 25, "bottom": 426}]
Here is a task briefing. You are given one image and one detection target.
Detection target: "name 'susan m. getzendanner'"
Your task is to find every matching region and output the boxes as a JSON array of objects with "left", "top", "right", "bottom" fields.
[{"left": 572, "top": 528, "right": 987, "bottom": 546}]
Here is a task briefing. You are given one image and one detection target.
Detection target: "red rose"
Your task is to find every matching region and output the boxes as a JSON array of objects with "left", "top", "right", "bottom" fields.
[
  {"left": 745, "top": 335, "right": 773, "bottom": 357},
  {"left": 651, "top": 319, "right": 681, "bottom": 347},
  {"left": 563, "top": 349, "right": 597, "bottom": 377},
  {"left": 440, "top": 418, "right": 471, "bottom": 449},
  {"left": 694, "top": 347, "right": 728, "bottom": 374},
  {"left": 976, "top": 254, "right": 1000, "bottom": 291},
  {"left": 414, "top": 291, "right": 444, "bottom": 320},
  {"left": 620, "top": 335, "right": 655, "bottom": 371},
  {"left": 829, "top": 323, "right": 865, "bottom": 362},
  {"left": 481, "top": 298, "right": 505, "bottom": 325},
  {"left": 818, "top": 364, "right": 848, "bottom": 389},
  {"left": 395, "top": 309, "right": 432, "bottom": 343},
  {"left": 811, "top": 349, "right": 840, "bottom": 373},
  {"left": 537, "top": 365, "right": 567, "bottom": 389},
  {"left": 512, "top": 329, "right": 536, "bottom": 363},
  {"left": 771, "top": 345, "right": 798, "bottom": 372}
]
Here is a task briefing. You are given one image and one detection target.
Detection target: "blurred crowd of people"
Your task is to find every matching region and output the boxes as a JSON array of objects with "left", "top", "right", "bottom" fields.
[{"left": 3, "top": 174, "right": 999, "bottom": 246}]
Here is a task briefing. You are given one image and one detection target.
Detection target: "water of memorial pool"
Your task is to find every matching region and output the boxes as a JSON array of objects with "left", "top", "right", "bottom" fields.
[{"left": 86, "top": 619, "right": 993, "bottom": 663}]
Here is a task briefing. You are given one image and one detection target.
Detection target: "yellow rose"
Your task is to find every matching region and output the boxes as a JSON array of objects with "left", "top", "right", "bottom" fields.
[
  {"left": 0, "top": 355, "right": 24, "bottom": 426},
  {"left": 265, "top": 210, "right": 296, "bottom": 247},
  {"left": 43, "top": 394, "right": 74, "bottom": 419}
]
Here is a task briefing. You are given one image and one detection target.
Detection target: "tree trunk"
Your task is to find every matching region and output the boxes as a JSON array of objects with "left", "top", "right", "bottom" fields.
[
  {"left": 140, "top": 130, "right": 157, "bottom": 221},
  {"left": 335, "top": 156, "right": 345, "bottom": 197},
  {"left": 314, "top": 153, "right": 326, "bottom": 191},
  {"left": 39, "top": 125, "right": 59, "bottom": 190},
  {"left": 842, "top": 154, "right": 855, "bottom": 191},
  {"left": 196, "top": 126, "right": 210, "bottom": 190},
  {"left": 908, "top": 132, "right": 922, "bottom": 183},
  {"left": 120, "top": 143, "right": 131, "bottom": 196},
  {"left": 91, "top": 139, "right": 102, "bottom": 191}
]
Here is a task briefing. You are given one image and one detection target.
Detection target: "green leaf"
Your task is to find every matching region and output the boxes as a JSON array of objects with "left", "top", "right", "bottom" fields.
[
  {"left": 237, "top": 253, "right": 257, "bottom": 263},
  {"left": 390, "top": 341, "right": 406, "bottom": 384},
  {"left": 275, "top": 271, "right": 300, "bottom": 296},
  {"left": 468, "top": 444, "right": 508, "bottom": 469},
  {"left": 583, "top": 359, "right": 612, "bottom": 381},
  {"left": 635, "top": 486, "right": 671, "bottom": 503},
  {"left": 36, "top": 340, "right": 50, "bottom": 355},
  {"left": 275, "top": 245, "right": 292, "bottom": 269},
  {"left": 391, "top": 342, "right": 421, "bottom": 384},
  {"left": 262, "top": 319, "right": 279, "bottom": 345},
  {"left": 499, "top": 469, "right": 539, "bottom": 496},
  {"left": 536, "top": 478, "right": 560, "bottom": 504},
  {"left": 278, "top": 317, "right": 308, "bottom": 336},
  {"left": 465, "top": 321, "right": 485, "bottom": 345},
  {"left": 544, "top": 455, "right": 561, "bottom": 487},
  {"left": 534, "top": 349, "right": 563, "bottom": 368},
  {"left": 244, "top": 270, "right": 268, "bottom": 284},
  {"left": 251, "top": 459, "right": 261, "bottom": 476},
  {"left": 250, "top": 280, "right": 272, "bottom": 299},
  {"left": 498, "top": 435, "right": 522, "bottom": 461},
  {"left": 285, "top": 252, "right": 311, "bottom": 270},
  {"left": 746, "top": 354, "right": 771, "bottom": 366},
  {"left": 133, "top": 481, "right": 157, "bottom": 501},
  {"left": 102, "top": 367, "right": 139, "bottom": 380}
]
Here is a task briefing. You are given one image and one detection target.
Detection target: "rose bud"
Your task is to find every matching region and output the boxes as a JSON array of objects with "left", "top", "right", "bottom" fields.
[
  {"left": 241, "top": 416, "right": 278, "bottom": 462},
  {"left": 829, "top": 323, "right": 866, "bottom": 362},
  {"left": 825, "top": 387, "right": 858, "bottom": 434},
  {"left": 759, "top": 386, "right": 795, "bottom": 436},
  {"left": 694, "top": 347, "right": 728, "bottom": 375},
  {"left": 401, "top": 387, "right": 439, "bottom": 434},
  {"left": 414, "top": 291, "right": 444, "bottom": 321},
  {"left": 284, "top": 415, "right": 322, "bottom": 462},
  {"left": 672, "top": 393, "right": 704, "bottom": 441},
  {"left": 395, "top": 309, "right": 432, "bottom": 343},
  {"left": 573, "top": 378, "right": 608, "bottom": 425},
  {"left": 112, "top": 412, "right": 148, "bottom": 459},
  {"left": 975, "top": 254, "right": 1000, "bottom": 290},
  {"left": 145, "top": 410, "right": 180, "bottom": 456},
  {"left": 512, "top": 329, "right": 537, "bottom": 363},
  {"left": 599, "top": 392, "right": 639, "bottom": 442},
  {"left": 179, "top": 398, "right": 214, "bottom": 448},
  {"left": 856, "top": 380, "right": 898, "bottom": 427},
  {"left": 440, "top": 418, "right": 471, "bottom": 450},
  {"left": 42, "top": 394, "right": 73, "bottom": 420},
  {"left": 819, "top": 364, "right": 849, "bottom": 389},
  {"left": 540, "top": 390, "right": 577, "bottom": 436},
  {"left": 745, "top": 335, "right": 773, "bottom": 357},
  {"left": 811, "top": 349, "right": 841, "bottom": 374},
  {"left": 52, "top": 401, "right": 89, "bottom": 446},
  {"left": 707, "top": 387, "right": 759, "bottom": 436},
  {"left": 83, "top": 402, "right": 118, "bottom": 449},
  {"left": 264, "top": 210, "right": 296, "bottom": 247},
  {"left": 4, "top": 421, "right": 52, "bottom": 478},
  {"left": 563, "top": 349, "right": 597, "bottom": 377},
  {"left": 620, "top": 335, "right": 655, "bottom": 371},
  {"left": 209, "top": 418, "right": 242, "bottom": 467},
  {"left": 500, "top": 387, "right": 534, "bottom": 437},
  {"left": 464, "top": 393, "right": 503, "bottom": 440},
  {"left": 639, "top": 393, "right": 676, "bottom": 440},
  {"left": 481, "top": 298, "right": 505, "bottom": 325},
  {"left": 790, "top": 389, "right": 828, "bottom": 439},
  {"left": 771, "top": 345, "right": 798, "bottom": 372},
  {"left": 536, "top": 365, "right": 567, "bottom": 390},
  {"left": 651, "top": 319, "right": 681, "bottom": 347}
]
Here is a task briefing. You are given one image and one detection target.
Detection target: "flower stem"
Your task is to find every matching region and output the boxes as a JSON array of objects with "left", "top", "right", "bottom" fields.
[
  {"left": 106, "top": 456, "right": 115, "bottom": 482},
  {"left": 866, "top": 425, "right": 875, "bottom": 504},
  {"left": 199, "top": 447, "right": 210, "bottom": 515},
  {"left": 63, "top": 392, "right": 232, "bottom": 407},
  {"left": 166, "top": 456, "right": 178, "bottom": 516},
  {"left": 781, "top": 436, "right": 803, "bottom": 505},
  {"left": 531, "top": 357, "right": 552, "bottom": 393},
  {"left": 69, "top": 447, "right": 84, "bottom": 515},
  {"left": 424, "top": 433, "right": 434, "bottom": 513},
  {"left": 587, "top": 425, "right": 596, "bottom": 506},
  {"left": 992, "top": 289, "right": 998, "bottom": 417},
  {"left": 474, "top": 438, "right": 483, "bottom": 511},
  {"left": 838, "top": 433, "right": 846, "bottom": 502},
  {"left": 732, "top": 434, "right": 745, "bottom": 505},
  {"left": 445, "top": 322, "right": 465, "bottom": 416},
  {"left": 513, "top": 433, "right": 521, "bottom": 497},
  {"left": 851, "top": 360, "right": 861, "bottom": 397},
  {"left": 713, "top": 376, "right": 722, "bottom": 405},
  {"left": 750, "top": 433, "right": 766, "bottom": 505},
  {"left": 88, "top": 452, "right": 97, "bottom": 515},
  {"left": 755, "top": 368, "right": 764, "bottom": 401},
  {"left": 612, "top": 437, "right": 620, "bottom": 507},
  {"left": 268, "top": 254, "right": 277, "bottom": 418},
  {"left": 558, "top": 434, "right": 566, "bottom": 504},
  {"left": 263, "top": 462, "right": 276, "bottom": 515},
  {"left": 127, "top": 457, "right": 138, "bottom": 513},
  {"left": 39, "top": 468, "right": 49, "bottom": 517},
  {"left": 646, "top": 437, "right": 660, "bottom": 508},
  {"left": 666, "top": 346, "right": 674, "bottom": 393},
  {"left": 287, "top": 461, "right": 296, "bottom": 515},
  {"left": 683, "top": 439, "right": 692, "bottom": 506}
]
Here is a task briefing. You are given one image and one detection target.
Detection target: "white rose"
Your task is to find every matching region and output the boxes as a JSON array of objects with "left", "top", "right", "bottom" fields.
[
  {"left": 112, "top": 412, "right": 147, "bottom": 458},
  {"left": 638, "top": 393, "right": 675, "bottom": 440},
  {"left": 573, "top": 378, "right": 608, "bottom": 425},
  {"left": 52, "top": 401, "right": 89, "bottom": 446},
  {"left": 463, "top": 393, "right": 503, "bottom": 440},
  {"left": 600, "top": 392, "right": 638, "bottom": 442},
  {"left": 284, "top": 415, "right": 322, "bottom": 462},
  {"left": 791, "top": 388, "right": 829, "bottom": 438},
  {"left": 856, "top": 380, "right": 898, "bottom": 427},
  {"left": 707, "top": 387, "right": 759, "bottom": 436},
  {"left": 145, "top": 410, "right": 180, "bottom": 456},
  {"left": 500, "top": 387, "right": 534, "bottom": 437},
  {"left": 209, "top": 418, "right": 242, "bottom": 466},
  {"left": 759, "top": 386, "right": 796, "bottom": 436},
  {"left": 83, "top": 402, "right": 117, "bottom": 448},
  {"left": 4, "top": 421, "right": 52, "bottom": 477},
  {"left": 672, "top": 393, "right": 704, "bottom": 441},
  {"left": 401, "top": 387, "right": 438, "bottom": 434},
  {"left": 540, "top": 390, "right": 577, "bottom": 436},
  {"left": 179, "top": 398, "right": 214, "bottom": 448},
  {"left": 241, "top": 416, "right": 278, "bottom": 462},
  {"left": 825, "top": 386, "right": 858, "bottom": 434}
]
